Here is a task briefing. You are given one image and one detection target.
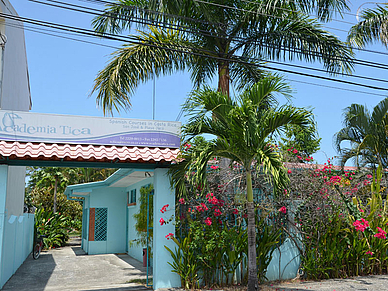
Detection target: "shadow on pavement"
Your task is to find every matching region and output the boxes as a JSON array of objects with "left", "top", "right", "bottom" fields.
[
  {"left": 1, "top": 252, "right": 56, "bottom": 291},
  {"left": 71, "top": 246, "right": 88, "bottom": 256},
  {"left": 79, "top": 286, "right": 151, "bottom": 291}
]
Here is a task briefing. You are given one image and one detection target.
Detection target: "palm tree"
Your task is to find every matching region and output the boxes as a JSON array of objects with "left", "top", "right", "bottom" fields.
[
  {"left": 169, "top": 75, "right": 312, "bottom": 291},
  {"left": 348, "top": 4, "right": 388, "bottom": 48},
  {"left": 92, "top": 0, "right": 354, "bottom": 114},
  {"left": 334, "top": 97, "right": 388, "bottom": 168}
]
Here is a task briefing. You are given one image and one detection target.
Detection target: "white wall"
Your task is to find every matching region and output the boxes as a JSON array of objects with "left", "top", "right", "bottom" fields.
[
  {"left": 0, "top": 0, "right": 31, "bottom": 111},
  {"left": 0, "top": 1, "right": 33, "bottom": 288},
  {"left": 0, "top": 0, "right": 31, "bottom": 217}
]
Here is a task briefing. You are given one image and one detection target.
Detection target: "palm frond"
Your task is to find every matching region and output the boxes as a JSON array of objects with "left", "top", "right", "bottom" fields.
[
  {"left": 348, "top": 4, "right": 388, "bottom": 48},
  {"left": 91, "top": 27, "right": 194, "bottom": 115}
]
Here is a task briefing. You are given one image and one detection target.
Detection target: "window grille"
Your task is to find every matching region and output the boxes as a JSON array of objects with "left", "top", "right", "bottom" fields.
[
  {"left": 94, "top": 208, "right": 108, "bottom": 241},
  {"left": 130, "top": 189, "right": 136, "bottom": 204}
]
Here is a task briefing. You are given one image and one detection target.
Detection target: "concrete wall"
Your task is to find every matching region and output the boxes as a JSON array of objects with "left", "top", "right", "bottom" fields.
[
  {"left": 126, "top": 177, "right": 153, "bottom": 263},
  {"left": 87, "top": 187, "right": 127, "bottom": 255}
]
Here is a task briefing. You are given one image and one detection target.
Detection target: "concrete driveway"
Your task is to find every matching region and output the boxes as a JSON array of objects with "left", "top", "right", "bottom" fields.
[{"left": 2, "top": 238, "right": 151, "bottom": 291}]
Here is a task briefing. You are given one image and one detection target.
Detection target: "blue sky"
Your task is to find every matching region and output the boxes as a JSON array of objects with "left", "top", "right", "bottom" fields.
[{"left": 10, "top": 0, "right": 388, "bottom": 165}]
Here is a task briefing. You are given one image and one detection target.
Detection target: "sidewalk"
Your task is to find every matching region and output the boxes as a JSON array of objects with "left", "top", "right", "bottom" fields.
[
  {"left": 2, "top": 238, "right": 151, "bottom": 291},
  {"left": 263, "top": 274, "right": 388, "bottom": 291}
]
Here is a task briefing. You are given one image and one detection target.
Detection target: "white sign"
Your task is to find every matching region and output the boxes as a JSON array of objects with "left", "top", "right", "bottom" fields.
[{"left": 0, "top": 110, "right": 181, "bottom": 148}]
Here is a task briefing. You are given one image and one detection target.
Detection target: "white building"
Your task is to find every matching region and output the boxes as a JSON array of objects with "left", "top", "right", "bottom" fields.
[{"left": 0, "top": 0, "right": 33, "bottom": 288}]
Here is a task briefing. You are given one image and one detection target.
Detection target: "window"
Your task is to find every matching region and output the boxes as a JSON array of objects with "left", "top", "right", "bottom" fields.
[
  {"left": 127, "top": 189, "right": 136, "bottom": 206},
  {"left": 94, "top": 208, "right": 108, "bottom": 241}
]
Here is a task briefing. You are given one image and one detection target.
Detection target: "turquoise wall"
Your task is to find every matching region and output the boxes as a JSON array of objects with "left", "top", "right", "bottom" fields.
[
  {"left": 0, "top": 213, "right": 34, "bottom": 288},
  {"left": 87, "top": 187, "right": 127, "bottom": 255},
  {"left": 265, "top": 238, "right": 301, "bottom": 281},
  {"left": 153, "top": 168, "right": 181, "bottom": 289},
  {"left": 126, "top": 177, "right": 153, "bottom": 263}
]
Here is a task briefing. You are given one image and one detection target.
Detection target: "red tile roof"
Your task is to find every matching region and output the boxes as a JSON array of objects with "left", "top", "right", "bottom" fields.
[{"left": 0, "top": 141, "right": 179, "bottom": 164}]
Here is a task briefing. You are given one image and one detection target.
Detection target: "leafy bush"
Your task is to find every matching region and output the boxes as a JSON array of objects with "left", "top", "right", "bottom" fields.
[{"left": 35, "top": 207, "right": 72, "bottom": 249}]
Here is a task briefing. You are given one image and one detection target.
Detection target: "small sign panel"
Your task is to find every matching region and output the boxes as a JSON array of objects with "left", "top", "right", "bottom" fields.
[{"left": 0, "top": 110, "right": 181, "bottom": 148}]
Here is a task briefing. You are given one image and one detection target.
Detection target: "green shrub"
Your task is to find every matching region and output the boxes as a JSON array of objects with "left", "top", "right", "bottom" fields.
[{"left": 35, "top": 207, "right": 72, "bottom": 249}]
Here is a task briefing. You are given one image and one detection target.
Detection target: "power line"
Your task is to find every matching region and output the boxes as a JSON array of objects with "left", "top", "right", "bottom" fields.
[
  {"left": 29, "top": 0, "right": 388, "bottom": 72},
  {"left": 81, "top": 0, "right": 388, "bottom": 57},
  {"left": 29, "top": 0, "right": 388, "bottom": 69},
  {"left": 3, "top": 13, "right": 386, "bottom": 121},
  {"left": 7, "top": 11, "right": 388, "bottom": 100},
  {"left": 3, "top": 11, "right": 388, "bottom": 92},
  {"left": 24, "top": 0, "right": 388, "bottom": 84}
]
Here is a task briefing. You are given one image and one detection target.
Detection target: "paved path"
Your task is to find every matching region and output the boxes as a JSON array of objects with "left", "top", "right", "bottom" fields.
[
  {"left": 2, "top": 238, "right": 151, "bottom": 291},
  {"left": 264, "top": 275, "right": 388, "bottom": 291}
]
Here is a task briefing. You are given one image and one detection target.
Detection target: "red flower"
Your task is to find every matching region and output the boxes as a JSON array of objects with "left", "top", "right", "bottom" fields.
[
  {"left": 179, "top": 198, "right": 185, "bottom": 204},
  {"left": 279, "top": 206, "right": 287, "bottom": 214},
  {"left": 159, "top": 218, "right": 166, "bottom": 226},
  {"left": 214, "top": 209, "right": 222, "bottom": 217},
  {"left": 165, "top": 233, "right": 174, "bottom": 240},
  {"left": 210, "top": 165, "right": 219, "bottom": 170},
  {"left": 366, "top": 251, "right": 374, "bottom": 256},
  {"left": 200, "top": 203, "right": 208, "bottom": 211},
  {"left": 233, "top": 209, "right": 238, "bottom": 215},
  {"left": 160, "top": 204, "right": 169, "bottom": 213},
  {"left": 204, "top": 217, "right": 212, "bottom": 226},
  {"left": 293, "top": 149, "right": 298, "bottom": 154},
  {"left": 287, "top": 169, "right": 292, "bottom": 174}
]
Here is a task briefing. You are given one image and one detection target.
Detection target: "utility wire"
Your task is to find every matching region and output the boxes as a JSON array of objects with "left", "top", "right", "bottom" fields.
[
  {"left": 6, "top": 16, "right": 387, "bottom": 103},
  {"left": 3, "top": 11, "right": 388, "bottom": 92},
  {"left": 29, "top": 0, "right": 388, "bottom": 72},
  {"left": 78, "top": 0, "right": 388, "bottom": 57}
]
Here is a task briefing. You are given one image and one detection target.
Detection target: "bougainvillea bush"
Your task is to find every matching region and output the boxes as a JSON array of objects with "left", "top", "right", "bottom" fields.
[
  {"left": 281, "top": 148, "right": 388, "bottom": 279},
  {"left": 164, "top": 143, "right": 285, "bottom": 288}
]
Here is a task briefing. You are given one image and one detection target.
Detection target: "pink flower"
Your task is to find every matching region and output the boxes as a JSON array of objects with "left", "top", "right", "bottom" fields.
[
  {"left": 353, "top": 218, "right": 369, "bottom": 232},
  {"left": 165, "top": 233, "right": 174, "bottom": 240},
  {"left": 204, "top": 217, "right": 212, "bottom": 226},
  {"left": 293, "top": 149, "right": 298, "bottom": 154},
  {"left": 367, "top": 174, "right": 372, "bottom": 179},
  {"left": 279, "top": 206, "right": 287, "bottom": 214},
  {"left": 179, "top": 198, "right": 185, "bottom": 204},
  {"left": 159, "top": 218, "right": 166, "bottom": 226},
  {"left": 317, "top": 207, "right": 321, "bottom": 210},
  {"left": 160, "top": 204, "right": 169, "bottom": 213},
  {"left": 359, "top": 209, "right": 364, "bottom": 213},
  {"left": 366, "top": 251, "right": 374, "bottom": 256},
  {"left": 374, "top": 227, "right": 387, "bottom": 239},
  {"left": 287, "top": 169, "right": 292, "bottom": 174},
  {"left": 200, "top": 203, "right": 208, "bottom": 211},
  {"left": 233, "top": 209, "right": 238, "bottom": 215},
  {"left": 210, "top": 165, "right": 219, "bottom": 170}
]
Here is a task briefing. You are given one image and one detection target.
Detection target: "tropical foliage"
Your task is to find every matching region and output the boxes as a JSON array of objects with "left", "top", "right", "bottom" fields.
[
  {"left": 348, "top": 4, "right": 388, "bottom": 48},
  {"left": 34, "top": 208, "right": 72, "bottom": 249},
  {"left": 132, "top": 184, "right": 154, "bottom": 246},
  {"left": 334, "top": 97, "right": 388, "bottom": 168},
  {"left": 169, "top": 75, "right": 311, "bottom": 290},
  {"left": 92, "top": 0, "right": 354, "bottom": 114},
  {"left": 280, "top": 148, "right": 388, "bottom": 280}
]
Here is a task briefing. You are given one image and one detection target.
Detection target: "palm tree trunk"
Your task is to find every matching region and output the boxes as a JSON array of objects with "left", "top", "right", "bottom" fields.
[
  {"left": 247, "top": 170, "right": 258, "bottom": 291},
  {"left": 53, "top": 177, "right": 58, "bottom": 213},
  {"left": 218, "top": 62, "right": 230, "bottom": 97}
]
